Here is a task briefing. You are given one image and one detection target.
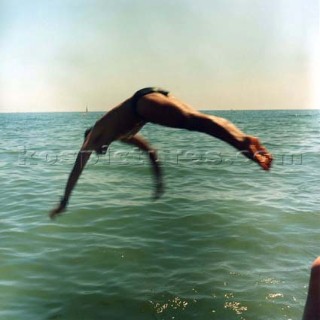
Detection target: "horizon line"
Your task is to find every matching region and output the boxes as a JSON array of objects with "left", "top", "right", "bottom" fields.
[{"left": 0, "top": 107, "right": 319, "bottom": 114}]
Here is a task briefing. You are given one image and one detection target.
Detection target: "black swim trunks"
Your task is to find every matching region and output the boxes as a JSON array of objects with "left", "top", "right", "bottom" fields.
[{"left": 131, "top": 87, "right": 169, "bottom": 118}]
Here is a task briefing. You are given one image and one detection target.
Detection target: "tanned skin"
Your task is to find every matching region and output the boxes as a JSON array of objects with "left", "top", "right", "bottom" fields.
[{"left": 50, "top": 90, "right": 272, "bottom": 218}]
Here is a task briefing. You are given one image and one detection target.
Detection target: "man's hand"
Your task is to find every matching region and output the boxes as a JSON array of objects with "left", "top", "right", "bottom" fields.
[
  {"left": 153, "top": 179, "right": 164, "bottom": 200},
  {"left": 49, "top": 197, "right": 68, "bottom": 219}
]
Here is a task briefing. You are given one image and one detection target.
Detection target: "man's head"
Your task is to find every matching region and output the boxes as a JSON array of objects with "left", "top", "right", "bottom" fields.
[
  {"left": 84, "top": 127, "right": 92, "bottom": 140},
  {"left": 83, "top": 126, "right": 108, "bottom": 155}
]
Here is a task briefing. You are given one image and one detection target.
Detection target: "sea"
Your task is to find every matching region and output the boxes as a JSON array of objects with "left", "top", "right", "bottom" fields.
[{"left": 0, "top": 110, "right": 320, "bottom": 320}]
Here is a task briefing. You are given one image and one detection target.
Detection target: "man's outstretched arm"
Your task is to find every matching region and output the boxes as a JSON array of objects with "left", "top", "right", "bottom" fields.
[
  {"left": 49, "top": 149, "right": 92, "bottom": 219},
  {"left": 121, "top": 135, "right": 164, "bottom": 199}
]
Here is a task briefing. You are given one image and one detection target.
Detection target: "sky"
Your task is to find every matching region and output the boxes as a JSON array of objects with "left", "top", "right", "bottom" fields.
[{"left": 0, "top": 0, "right": 319, "bottom": 112}]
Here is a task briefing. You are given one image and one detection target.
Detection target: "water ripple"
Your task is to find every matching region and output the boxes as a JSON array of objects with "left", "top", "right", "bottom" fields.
[{"left": 0, "top": 111, "right": 319, "bottom": 319}]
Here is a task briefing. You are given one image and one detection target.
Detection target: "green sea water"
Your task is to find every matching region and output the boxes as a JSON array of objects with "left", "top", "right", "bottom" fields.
[{"left": 1, "top": 110, "right": 320, "bottom": 320}]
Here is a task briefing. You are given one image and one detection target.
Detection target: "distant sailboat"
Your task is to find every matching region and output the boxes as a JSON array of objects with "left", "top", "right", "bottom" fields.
[{"left": 83, "top": 105, "right": 89, "bottom": 116}]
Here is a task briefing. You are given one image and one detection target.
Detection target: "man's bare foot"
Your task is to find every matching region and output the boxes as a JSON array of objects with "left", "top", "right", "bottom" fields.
[{"left": 241, "top": 136, "right": 273, "bottom": 170}]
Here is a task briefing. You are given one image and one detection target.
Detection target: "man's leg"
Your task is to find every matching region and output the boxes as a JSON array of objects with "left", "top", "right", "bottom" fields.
[{"left": 137, "top": 93, "right": 272, "bottom": 170}]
